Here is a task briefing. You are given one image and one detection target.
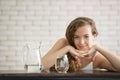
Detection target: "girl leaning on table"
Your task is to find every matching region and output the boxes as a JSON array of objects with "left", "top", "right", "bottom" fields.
[{"left": 42, "top": 17, "right": 120, "bottom": 72}]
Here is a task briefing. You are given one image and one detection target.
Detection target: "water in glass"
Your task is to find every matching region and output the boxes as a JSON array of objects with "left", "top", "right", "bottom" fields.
[{"left": 55, "top": 54, "right": 69, "bottom": 73}]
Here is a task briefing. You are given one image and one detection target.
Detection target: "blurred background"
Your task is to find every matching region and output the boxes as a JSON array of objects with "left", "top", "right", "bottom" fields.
[{"left": 0, "top": 0, "right": 120, "bottom": 70}]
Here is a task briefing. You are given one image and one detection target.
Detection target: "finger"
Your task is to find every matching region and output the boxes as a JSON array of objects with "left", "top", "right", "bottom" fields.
[
  {"left": 75, "top": 50, "right": 86, "bottom": 57},
  {"left": 88, "top": 47, "right": 96, "bottom": 57},
  {"left": 74, "top": 56, "right": 82, "bottom": 67},
  {"left": 83, "top": 54, "right": 93, "bottom": 60},
  {"left": 74, "top": 56, "right": 81, "bottom": 64},
  {"left": 72, "top": 49, "right": 85, "bottom": 58},
  {"left": 77, "top": 50, "right": 86, "bottom": 54},
  {"left": 82, "top": 54, "right": 90, "bottom": 57},
  {"left": 75, "top": 56, "right": 80, "bottom": 61},
  {"left": 73, "top": 52, "right": 84, "bottom": 58}
]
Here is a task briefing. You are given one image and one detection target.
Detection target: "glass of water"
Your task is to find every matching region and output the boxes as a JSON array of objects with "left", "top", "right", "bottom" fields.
[{"left": 55, "top": 54, "right": 69, "bottom": 73}]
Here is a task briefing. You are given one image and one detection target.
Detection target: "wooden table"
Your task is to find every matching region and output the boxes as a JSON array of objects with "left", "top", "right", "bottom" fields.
[{"left": 0, "top": 70, "right": 120, "bottom": 80}]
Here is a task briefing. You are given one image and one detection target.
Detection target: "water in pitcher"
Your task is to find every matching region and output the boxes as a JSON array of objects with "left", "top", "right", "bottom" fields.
[{"left": 23, "top": 42, "right": 43, "bottom": 72}]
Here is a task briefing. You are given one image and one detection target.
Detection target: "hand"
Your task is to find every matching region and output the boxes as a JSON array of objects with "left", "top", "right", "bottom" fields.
[
  {"left": 74, "top": 53, "right": 93, "bottom": 68},
  {"left": 67, "top": 45, "right": 96, "bottom": 68},
  {"left": 74, "top": 56, "right": 82, "bottom": 67},
  {"left": 87, "top": 45, "right": 97, "bottom": 57},
  {"left": 67, "top": 45, "right": 84, "bottom": 58},
  {"left": 73, "top": 50, "right": 92, "bottom": 66},
  {"left": 67, "top": 45, "right": 93, "bottom": 58}
]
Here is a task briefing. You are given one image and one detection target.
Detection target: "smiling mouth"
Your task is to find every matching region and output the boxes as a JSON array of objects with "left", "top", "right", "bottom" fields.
[
  {"left": 79, "top": 45, "right": 86, "bottom": 48},
  {"left": 79, "top": 45, "right": 88, "bottom": 49},
  {"left": 80, "top": 47, "right": 86, "bottom": 49}
]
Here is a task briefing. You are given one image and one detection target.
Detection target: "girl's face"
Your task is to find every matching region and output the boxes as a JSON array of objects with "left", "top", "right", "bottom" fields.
[{"left": 74, "top": 25, "right": 95, "bottom": 51}]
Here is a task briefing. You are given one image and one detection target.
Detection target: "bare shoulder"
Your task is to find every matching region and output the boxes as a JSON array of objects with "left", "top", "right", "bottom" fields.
[
  {"left": 58, "top": 38, "right": 68, "bottom": 42},
  {"left": 49, "top": 38, "right": 69, "bottom": 51},
  {"left": 93, "top": 53, "right": 105, "bottom": 68},
  {"left": 45, "top": 38, "right": 68, "bottom": 55},
  {"left": 94, "top": 53, "right": 106, "bottom": 62},
  {"left": 57, "top": 38, "right": 69, "bottom": 46}
]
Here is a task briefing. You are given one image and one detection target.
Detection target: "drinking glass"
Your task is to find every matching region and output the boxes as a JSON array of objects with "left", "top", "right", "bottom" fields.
[{"left": 55, "top": 54, "right": 69, "bottom": 73}]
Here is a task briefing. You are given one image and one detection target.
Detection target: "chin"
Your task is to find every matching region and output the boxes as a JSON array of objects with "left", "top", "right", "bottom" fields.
[{"left": 81, "top": 49, "right": 89, "bottom": 52}]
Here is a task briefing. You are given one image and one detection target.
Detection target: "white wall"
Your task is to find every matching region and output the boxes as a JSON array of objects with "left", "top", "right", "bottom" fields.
[{"left": 0, "top": 0, "right": 120, "bottom": 70}]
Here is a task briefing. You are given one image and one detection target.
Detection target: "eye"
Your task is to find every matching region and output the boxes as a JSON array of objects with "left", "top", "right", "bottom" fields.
[
  {"left": 84, "top": 35, "right": 89, "bottom": 39},
  {"left": 74, "top": 36, "right": 79, "bottom": 39}
]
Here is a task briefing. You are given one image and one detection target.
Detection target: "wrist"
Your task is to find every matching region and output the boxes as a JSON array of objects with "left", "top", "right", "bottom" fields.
[
  {"left": 92, "top": 44, "right": 98, "bottom": 51},
  {"left": 66, "top": 45, "right": 72, "bottom": 52},
  {"left": 93, "top": 44, "right": 102, "bottom": 51},
  {"left": 88, "top": 45, "right": 97, "bottom": 56},
  {"left": 63, "top": 45, "right": 70, "bottom": 54}
]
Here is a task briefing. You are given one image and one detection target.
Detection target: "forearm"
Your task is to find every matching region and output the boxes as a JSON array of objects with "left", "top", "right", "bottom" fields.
[
  {"left": 42, "top": 46, "right": 69, "bottom": 69},
  {"left": 95, "top": 45, "right": 120, "bottom": 71}
]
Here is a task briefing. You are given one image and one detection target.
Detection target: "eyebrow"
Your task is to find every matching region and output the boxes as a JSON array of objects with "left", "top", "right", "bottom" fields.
[{"left": 74, "top": 34, "right": 89, "bottom": 36}]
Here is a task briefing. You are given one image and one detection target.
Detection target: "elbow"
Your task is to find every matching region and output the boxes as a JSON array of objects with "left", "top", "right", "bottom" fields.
[
  {"left": 112, "top": 67, "right": 120, "bottom": 72},
  {"left": 115, "top": 68, "right": 120, "bottom": 72},
  {"left": 115, "top": 65, "right": 120, "bottom": 72}
]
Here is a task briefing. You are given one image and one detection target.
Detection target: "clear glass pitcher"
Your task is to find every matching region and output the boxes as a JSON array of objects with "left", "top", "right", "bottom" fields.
[{"left": 23, "top": 42, "right": 43, "bottom": 72}]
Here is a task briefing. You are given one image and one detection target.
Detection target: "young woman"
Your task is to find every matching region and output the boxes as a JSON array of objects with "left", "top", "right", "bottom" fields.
[{"left": 42, "top": 17, "right": 120, "bottom": 72}]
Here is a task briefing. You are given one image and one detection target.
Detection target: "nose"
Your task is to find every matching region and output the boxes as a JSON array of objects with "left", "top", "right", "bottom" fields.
[{"left": 79, "top": 38, "right": 85, "bottom": 45}]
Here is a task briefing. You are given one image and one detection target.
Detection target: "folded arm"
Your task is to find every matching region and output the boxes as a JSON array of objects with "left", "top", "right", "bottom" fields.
[
  {"left": 42, "top": 38, "right": 81, "bottom": 69},
  {"left": 89, "top": 45, "right": 120, "bottom": 71}
]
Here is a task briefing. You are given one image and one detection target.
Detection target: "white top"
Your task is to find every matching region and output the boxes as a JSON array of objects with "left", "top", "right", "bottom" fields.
[{"left": 81, "top": 62, "right": 93, "bottom": 70}]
